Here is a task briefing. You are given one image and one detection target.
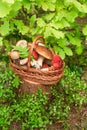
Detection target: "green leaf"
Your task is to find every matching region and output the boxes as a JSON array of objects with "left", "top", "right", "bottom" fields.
[
  {"left": 82, "top": 25, "right": 87, "bottom": 35},
  {"left": 73, "top": 1, "right": 87, "bottom": 13},
  {"left": 30, "top": 27, "right": 40, "bottom": 35},
  {"left": 30, "top": 14, "right": 36, "bottom": 28},
  {"left": 60, "top": 19, "right": 70, "bottom": 28},
  {"left": 43, "top": 13, "right": 55, "bottom": 22},
  {"left": 44, "top": 26, "right": 52, "bottom": 38},
  {"left": 41, "top": 1, "right": 55, "bottom": 11},
  {"left": 0, "top": 37, "right": 3, "bottom": 47},
  {"left": 53, "top": 45, "right": 60, "bottom": 53},
  {"left": 0, "top": 1, "right": 11, "bottom": 17},
  {"left": 51, "top": 28, "right": 64, "bottom": 39},
  {"left": 0, "top": 21, "right": 9, "bottom": 36},
  {"left": 11, "top": 0, "right": 22, "bottom": 11},
  {"left": 12, "top": 76, "right": 20, "bottom": 88},
  {"left": 47, "top": 2, "right": 55, "bottom": 11},
  {"left": 37, "top": 18, "right": 46, "bottom": 27},
  {"left": 58, "top": 38, "right": 67, "bottom": 47},
  {"left": 51, "top": 19, "right": 70, "bottom": 29},
  {"left": 22, "top": 0, "right": 31, "bottom": 10},
  {"left": 75, "top": 45, "right": 83, "bottom": 55},
  {"left": 53, "top": 46, "right": 65, "bottom": 59},
  {"left": 42, "top": 2, "right": 48, "bottom": 11},
  {"left": 63, "top": 46, "right": 73, "bottom": 56},
  {"left": 2, "top": 0, "right": 14, "bottom": 4},
  {"left": 65, "top": 10, "right": 78, "bottom": 22},
  {"left": 59, "top": 48, "right": 65, "bottom": 59},
  {"left": 3, "top": 40, "right": 11, "bottom": 53},
  {"left": 13, "top": 45, "right": 29, "bottom": 58},
  {"left": 67, "top": 34, "right": 81, "bottom": 46},
  {"left": 14, "top": 20, "right": 29, "bottom": 35},
  {"left": 55, "top": 9, "right": 66, "bottom": 21}
]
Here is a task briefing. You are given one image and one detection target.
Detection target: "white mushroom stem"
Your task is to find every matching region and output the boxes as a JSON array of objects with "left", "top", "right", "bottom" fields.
[
  {"left": 38, "top": 42, "right": 45, "bottom": 46},
  {"left": 20, "top": 58, "right": 28, "bottom": 65},
  {"left": 30, "top": 55, "right": 44, "bottom": 69},
  {"left": 36, "top": 55, "right": 44, "bottom": 68},
  {"left": 30, "top": 59, "right": 40, "bottom": 69}
]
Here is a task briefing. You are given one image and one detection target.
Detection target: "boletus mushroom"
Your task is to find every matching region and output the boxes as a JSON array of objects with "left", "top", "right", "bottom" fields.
[
  {"left": 34, "top": 45, "right": 53, "bottom": 68},
  {"left": 20, "top": 58, "right": 28, "bottom": 65}
]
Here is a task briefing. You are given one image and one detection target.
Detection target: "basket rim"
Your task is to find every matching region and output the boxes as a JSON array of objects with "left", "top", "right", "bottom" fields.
[{"left": 10, "top": 58, "right": 65, "bottom": 73}]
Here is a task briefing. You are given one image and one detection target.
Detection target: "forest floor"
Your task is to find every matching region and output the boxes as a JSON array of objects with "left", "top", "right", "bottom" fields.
[{"left": 10, "top": 68, "right": 87, "bottom": 130}]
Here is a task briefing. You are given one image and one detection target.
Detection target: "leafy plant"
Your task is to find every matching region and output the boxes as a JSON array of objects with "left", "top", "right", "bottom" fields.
[
  {"left": 0, "top": 89, "right": 49, "bottom": 130},
  {"left": 0, "top": 105, "right": 13, "bottom": 130},
  {"left": 0, "top": 68, "right": 20, "bottom": 104},
  {"left": 49, "top": 65, "right": 87, "bottom": 125},
  {"left": 12, "top": 45, "right": 29, "bottom": 58},
  {"left": 0, "top": 65, "right": 87, "bottom": 130},
  {"left": 0, "top": 0, "right": 87, "bottom": 59},
  {"left": 12, "top": 89, "right": 49, "bottom": 129}
]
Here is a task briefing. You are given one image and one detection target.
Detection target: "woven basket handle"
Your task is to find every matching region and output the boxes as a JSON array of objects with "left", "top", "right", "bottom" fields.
[{"left": 27, "top": 36, "right": 45, "bottom": 71}]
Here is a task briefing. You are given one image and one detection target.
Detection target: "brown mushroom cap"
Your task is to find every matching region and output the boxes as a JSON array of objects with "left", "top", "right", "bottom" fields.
[{"left": 35, "top": 46, "right": 53, "bottom": 60}]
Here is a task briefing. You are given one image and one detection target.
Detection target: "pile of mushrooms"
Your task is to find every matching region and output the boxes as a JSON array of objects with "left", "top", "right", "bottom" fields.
[
  {"left": 9, "top": 40, "right": 28, "bottom": 65},
  {"left": 9, "top": 39, "right": 63, "bottom": 71}
]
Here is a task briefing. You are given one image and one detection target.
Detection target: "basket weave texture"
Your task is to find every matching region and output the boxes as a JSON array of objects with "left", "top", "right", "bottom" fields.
[{"left": 10, "top": 36, "right": 65, "bottom": 93}]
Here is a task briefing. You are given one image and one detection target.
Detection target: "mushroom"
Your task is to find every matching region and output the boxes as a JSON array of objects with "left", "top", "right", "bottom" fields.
[
  {"left": 30, "top": 59, "right": 41, "bottom": 69},
  {"left": 16, "top": 40, "right": 28, "bottom": 47},
  {"left": 41, "top": 66, "right": 54, "bottom": 71},
  {"left": 20, "top": 58, "right": 28, "bottom": 65},
  {"left": 36, "top": 40, "right": 45, "bottom": 46},
  {"left": 28, "top": 40, "right": 45, "bottom": 50},
  {"left": 35, "top": 46, "right": 53, "bottom": 68},
  {"left": 9, "top": 50, "right": 19, "bottom": 60}
]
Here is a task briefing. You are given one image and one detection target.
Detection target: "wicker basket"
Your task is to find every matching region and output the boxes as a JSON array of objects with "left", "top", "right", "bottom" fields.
[{"left": 10, "top": 36, "right": 65, "bottom": 94}]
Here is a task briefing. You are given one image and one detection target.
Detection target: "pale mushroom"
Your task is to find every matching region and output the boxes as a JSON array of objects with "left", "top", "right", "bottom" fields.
[
  {"left": 20, "top": 58, "right": 28, "bottom": 65},
  {"left": 30, "top": 59, "right": 41, "bottom": 69},
  {"left": 36, "top": 40, "right": 45, "bottom": 46},
  {"left": 16, "top": 40, "right": 28, "bottom": 47},
  {"left": 41, "top": 66, "right": 54, "bottom": 71},
  {"left": 28, "top": 40, "right": 44, "bottom": 50},
  {"left": 9, "top": 50, "right": 19, "bottom": 60},
  {"left": 35, "top": 45, "right": 53, "bottom": 68}
]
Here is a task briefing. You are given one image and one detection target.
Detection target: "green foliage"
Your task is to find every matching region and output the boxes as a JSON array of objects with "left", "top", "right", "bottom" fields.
[
  {"left": 48, "top": 65, "right": 87, "bottom": 124},
  {"left": 0, "top": 105, "right": 13, "bottom": 130},
  {"left": 12, "top": 89, "right": 49, "bottom": 129},
  {"left": 0, "top": 68, "right": 20, "bottom": 104},
  {"left": 13, "top": 45, "right": 29, "bottom": 58},
  {"left": 59, "top": 66, "right": 87, "bottom": 106},
  {"left": 0, "top": 65, "right": 87, "bottom": 129},
  {"left": 0, "top": 0, "right": 87, "bottom": 59}
]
